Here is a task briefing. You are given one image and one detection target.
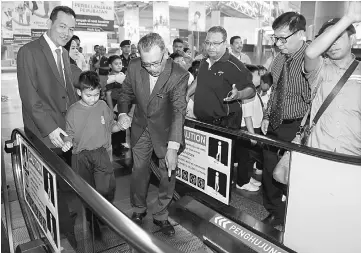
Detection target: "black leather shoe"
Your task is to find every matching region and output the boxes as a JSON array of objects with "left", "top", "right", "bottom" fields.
[
  {"left": 153, "top": 219, "right": 175, "bottom": 236},
  {"left": 131, "top": 212, "right": 147, "bottom": 225},
  {"left": 262, "top": 214, "right": 284, "bottom": 227}
]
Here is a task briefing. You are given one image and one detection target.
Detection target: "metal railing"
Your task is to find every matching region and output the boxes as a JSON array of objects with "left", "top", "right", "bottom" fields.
[
  {"left": 185, "top": 118, "right": 361, "bottom": 166},
  {"left": 4, "top": 128, "right": 181, "bottom": 253}
]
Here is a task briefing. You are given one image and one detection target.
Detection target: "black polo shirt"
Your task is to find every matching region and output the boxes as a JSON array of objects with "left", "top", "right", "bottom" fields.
[
  {"left": 194, "top": 49, "right": 254, "bottom": 121},
  {"left": 98, "top": 56, "right": 109, "bottom": 76},
  {"left": 120, "top": 54, "right": 131, "bottom": 74}
]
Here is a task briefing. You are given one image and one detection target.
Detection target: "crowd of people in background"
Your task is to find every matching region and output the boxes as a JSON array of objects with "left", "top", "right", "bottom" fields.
[{"left": 16, "top": 2, "right": 361, "bottom": 249}]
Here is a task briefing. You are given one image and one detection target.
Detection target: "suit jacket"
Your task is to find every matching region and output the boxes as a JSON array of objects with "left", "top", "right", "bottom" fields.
[
  {"left": 17, "top": 35, "right": 78, "bottom": 148},
  {"left": 118, "top": 58, "right": 189, "bottom": 158}
]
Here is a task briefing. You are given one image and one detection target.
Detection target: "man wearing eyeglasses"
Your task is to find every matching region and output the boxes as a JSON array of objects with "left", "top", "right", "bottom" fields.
[
  {"left": 116, "top": 33, "right": 189, "bottom": 236},
  {"left": 260, "top": 12, "right": 311, "bottom": 227},
  {"left": 189, "top": 26, "right": 255, "bottom": 128}
]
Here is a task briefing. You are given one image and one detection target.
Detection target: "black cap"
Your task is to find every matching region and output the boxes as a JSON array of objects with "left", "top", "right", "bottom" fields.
[
  {"left": 120, "top": 40, "right": 131, "bottom": 47},
  {"left": 318, "top": 18, "right": 356, "bottom": 36}
]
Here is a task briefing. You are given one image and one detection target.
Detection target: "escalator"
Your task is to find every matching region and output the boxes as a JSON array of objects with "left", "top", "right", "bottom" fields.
[{"left": 3, "top": 121, "right": 360, "bottom": 253}]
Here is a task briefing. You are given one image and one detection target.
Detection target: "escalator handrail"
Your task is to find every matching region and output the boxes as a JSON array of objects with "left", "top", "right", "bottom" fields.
[
  {"left": 9, "top": 129, "right": 181, "bottom": 253},
  {"left": 185, "top": 118, "right": 361, "bottom": 166}
]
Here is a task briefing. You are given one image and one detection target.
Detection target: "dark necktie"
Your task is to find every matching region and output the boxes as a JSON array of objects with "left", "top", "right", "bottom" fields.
[
  {"left": 55, "top": 48, "right": 69, "bottom": 110},
  {"left": 256, "top": 91, "right": 266, "bottom": 116},
  {"left": 55, "top": 48, "right": 66, "bottom": 87},
  {"left": 269, "top": 56, "right": 291, "bottom": 130}
]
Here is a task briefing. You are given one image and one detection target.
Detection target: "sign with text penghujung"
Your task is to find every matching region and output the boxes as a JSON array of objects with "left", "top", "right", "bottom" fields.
[
  {"left": 72, "top": 2, "right": 114, "bottom": 32},
  {"left": 177, "top": 127, "right": 232, "bottom": 204}
]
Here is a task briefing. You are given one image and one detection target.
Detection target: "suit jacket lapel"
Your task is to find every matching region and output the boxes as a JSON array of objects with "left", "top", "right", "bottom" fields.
[
  {"left": 140, "top": 67, "right": 150, "bottom": 103},
  {"left": 149, "top": 59, "right": 172, "bottom": 103},
  {"left": 39, "top": 36, "right": 64, "bottom": 89},
  {"left": 62, "top": 51, "right": 78, "bottom": 103}
]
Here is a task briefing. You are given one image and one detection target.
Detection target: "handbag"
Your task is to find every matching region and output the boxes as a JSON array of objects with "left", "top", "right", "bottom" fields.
[{"left": 273, "top": 60, "right": 359, "bottom": 184}]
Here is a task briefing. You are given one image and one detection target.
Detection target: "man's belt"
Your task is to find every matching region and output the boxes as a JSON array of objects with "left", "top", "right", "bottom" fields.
[{"left": 282, "top": 117, "right": 303, "bottom": 124}]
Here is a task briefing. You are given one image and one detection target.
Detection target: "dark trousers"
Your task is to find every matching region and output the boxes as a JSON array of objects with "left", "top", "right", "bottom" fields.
[
  {"left": 131, "top": 128, "right": 176, "bottom": 221},
  {"left": 262, "top": 121, "right": 300, "bottom": 220},
  {"left": 72, "top": 147, "right": 116, "bottom": 227},
  {"left": 235, "top": 128, "right": 263, "bottom": 186},
  {"left": 72, "top": 147, "right": 116, "bottom": 202},
  {"left": 51, "top": 148, "right": 76, "bottom": 234}
]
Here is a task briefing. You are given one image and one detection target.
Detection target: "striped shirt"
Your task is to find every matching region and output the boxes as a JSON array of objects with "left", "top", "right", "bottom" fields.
[{"left": 265, "top": 42, "right": 311, "bottom": 120}]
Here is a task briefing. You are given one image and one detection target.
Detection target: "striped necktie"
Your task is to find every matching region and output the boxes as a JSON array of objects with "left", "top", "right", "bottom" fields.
[
  {"left": 269, "top": 56, "right": 291, "bottom": 130},
  {"left": 55, "top": 48, "right": 66, "bottom": 87}
]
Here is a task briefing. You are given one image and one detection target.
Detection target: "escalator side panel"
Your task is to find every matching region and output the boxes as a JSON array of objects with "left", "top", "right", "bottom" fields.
[{"left": 170, "top": 196, "right": 296, "bottom": 253}]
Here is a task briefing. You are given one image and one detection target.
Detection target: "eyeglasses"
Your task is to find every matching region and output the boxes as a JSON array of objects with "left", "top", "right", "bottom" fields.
[
  {"left": 204, "top": 40, "right": 225, "bottom": 47},
  {"left": 270, "top": 30, "right": 300, "bottom": 45},
  {"left": 141, "top": 53, "right": 165, "bottom": 69}
]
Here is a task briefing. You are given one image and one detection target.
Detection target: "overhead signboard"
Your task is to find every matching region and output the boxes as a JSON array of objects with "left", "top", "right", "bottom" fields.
[
  {"left": 72, "top": 1, "right": 114, "bottom": 32},
  {"left": 17, "top": 135, "right": 61, "bottom": 253},
  {"left": 177, "top": 127, "right": 232, "bottom": 204}
]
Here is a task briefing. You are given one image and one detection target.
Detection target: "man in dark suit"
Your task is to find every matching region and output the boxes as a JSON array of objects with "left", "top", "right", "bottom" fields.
[
  {"left": 117, "top": 33, "right": 189, "bottom": 236},
  {"left": 17, "top": 6, "right": 78, "bottom": 247}
]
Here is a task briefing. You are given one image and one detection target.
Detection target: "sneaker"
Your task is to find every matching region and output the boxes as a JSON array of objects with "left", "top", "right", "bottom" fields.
[
  {"left": 250, "top": 177, "right": 262, "bottom": 187},
  {"left": 236, "top": 182, "right": 259, "bottom": 192}
]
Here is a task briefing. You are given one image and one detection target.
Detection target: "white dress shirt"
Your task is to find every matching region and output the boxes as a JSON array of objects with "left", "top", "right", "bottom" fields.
[{"left": 43, "top": 32, "right": 66, "bottom": 84}]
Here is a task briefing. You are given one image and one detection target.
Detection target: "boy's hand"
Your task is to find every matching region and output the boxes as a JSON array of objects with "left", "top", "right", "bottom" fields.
[
  {"left": 62, "top": 141, "right": 73, "bottom": 152},
  {"left": 251, "top": 139, "right": 257, "bottom": 146},
  {"left": 118, "top": 113, "right": 131, "bottom": 130}
]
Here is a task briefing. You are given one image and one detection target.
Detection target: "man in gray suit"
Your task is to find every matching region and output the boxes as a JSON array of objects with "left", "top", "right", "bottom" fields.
[
  {"left": 117, "top": 33, "right": 189, "bottom": 236},
  {"left": 17, "top": 6, "right": 78, "bottom": 247}
]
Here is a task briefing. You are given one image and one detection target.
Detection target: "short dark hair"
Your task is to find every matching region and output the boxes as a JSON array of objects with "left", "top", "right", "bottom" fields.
[
  {"left": 72, "top": 35, "right": 80, "bottom": 42},
  {"left": 94, "top": 45, "right": 99, "bottom": 50},
  {"left": 208, "top": 26, "right": 227, "bottom": 41},
  {"left": 173, "top": 38, "right": 184, "bottom": 45},
  {"left": 257, "top": 65, "right": 267, "bottom": 72},
  {"left": 50, "top": 6, "right": 76, "bottom": 22},
  {"left": 245, "top": 64, "right": 260, "bottom": 74},
  {"left": 169, "top": 52, "right": 184, "bottom": 60},
  {"left": 138, "top": 33, "right": 165, "bottom": 53},
  {"left": 230, "top": 36, "right": 241, "bottom": 45},
  {"left": 183, "top": 47, "right": 190, "bottom": 53},
  {"left": 63, "top": 35, "right": 79, "bottom": 52},
  {"left": 108, "top": 55, "right": 122, "bottom": 65},
  {"left": 272, "top": 12, "right": 306, "bottom": 32},
  {"left": 261, "top": 72, "right": 273, "bottom": 86},
  {"left": 78, "top": 71, "right": 101, "bottom": 91},
  {"left": 188, "top": 60, "right": 201, "bottom": 78}
]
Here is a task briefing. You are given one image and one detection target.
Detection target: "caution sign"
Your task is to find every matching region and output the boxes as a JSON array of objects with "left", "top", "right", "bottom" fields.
[
  {"left": 177, "top": 127, "right": 232, "bottom": 204},
  {"left": 210, "top": 214, "right": 286, "bottom": 253},
  {"left": 17, "top": 135, "right": 61, "bottom": 253}
]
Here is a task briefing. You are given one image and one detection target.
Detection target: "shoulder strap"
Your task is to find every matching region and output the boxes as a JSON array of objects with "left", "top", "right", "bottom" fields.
[{"left": 312, "top": 60, "right": 359, "bottom": 126}]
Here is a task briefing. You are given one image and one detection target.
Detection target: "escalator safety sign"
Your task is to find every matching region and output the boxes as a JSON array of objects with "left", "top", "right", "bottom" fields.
[{"left": 210, "top": 214, "right": 287, "bottom": 253}]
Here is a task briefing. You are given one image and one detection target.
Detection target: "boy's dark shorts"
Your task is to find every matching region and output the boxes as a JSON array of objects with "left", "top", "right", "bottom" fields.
[{"left": 72, "top": 147, "right": 115, "bottom": 202}]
